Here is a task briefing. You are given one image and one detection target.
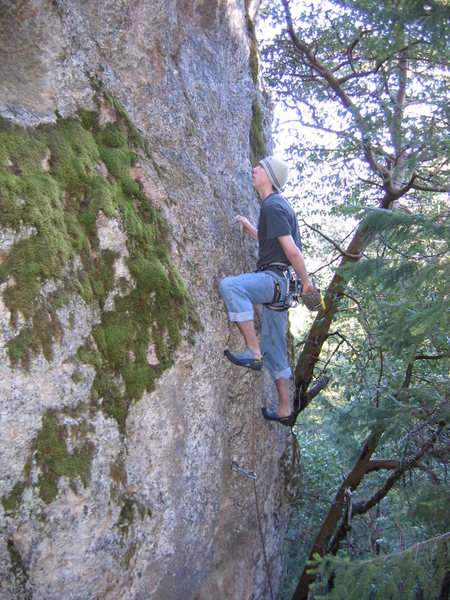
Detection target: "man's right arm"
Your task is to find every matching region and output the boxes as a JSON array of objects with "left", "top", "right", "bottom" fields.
[{"left": 278, "top": 235, "right": 314, "bottom": 294}]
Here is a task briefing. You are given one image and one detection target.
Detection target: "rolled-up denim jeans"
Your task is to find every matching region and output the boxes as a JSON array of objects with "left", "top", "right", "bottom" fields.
[{"left": 219, "top": 271, "right": 292, "bottom": 381}]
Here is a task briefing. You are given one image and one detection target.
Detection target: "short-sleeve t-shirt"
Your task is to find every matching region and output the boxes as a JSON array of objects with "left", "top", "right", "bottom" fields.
[{"left": 256, "top": 193, "right": 302, "bottom": 270}]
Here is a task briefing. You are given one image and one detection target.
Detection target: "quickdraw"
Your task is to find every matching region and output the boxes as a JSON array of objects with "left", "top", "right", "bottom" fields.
[{"left": 231, "top": 460, "right": 257, "bottom": 481}]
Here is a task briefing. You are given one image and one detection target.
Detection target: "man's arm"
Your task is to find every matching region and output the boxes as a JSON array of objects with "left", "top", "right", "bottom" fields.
[
  {"left": 236, "top": 215, "right": 258, "bottom": 241},
  {"left": 278, "top": 235, "right": 314, "bottom": 294}
]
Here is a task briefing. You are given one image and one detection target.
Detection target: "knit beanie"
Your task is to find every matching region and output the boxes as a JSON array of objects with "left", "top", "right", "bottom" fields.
[{"left": 259, "top": 156, "right": 289, "bottom": 191}]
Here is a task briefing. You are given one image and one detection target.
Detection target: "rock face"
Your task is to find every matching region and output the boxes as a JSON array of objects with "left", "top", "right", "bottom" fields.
[{"left": 0, "top": 1, "right": 301, "bottom": 599}]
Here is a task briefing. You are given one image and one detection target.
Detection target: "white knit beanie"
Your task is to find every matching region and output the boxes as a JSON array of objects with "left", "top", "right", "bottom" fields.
[{"left": 259, "top": 156, "right": 289, "bottom": 191}]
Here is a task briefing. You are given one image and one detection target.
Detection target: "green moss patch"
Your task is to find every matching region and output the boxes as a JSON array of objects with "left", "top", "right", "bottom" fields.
[
  {"left": 2, "top": 408, "right": 94, "bottom": 509},
  {"left": 246, "top": 14, "right": 259, "bottom": 85},
  {"left": 249, "top": 99, "right": 267, "bottom": 164},
  {"left": 32, "top": 409, "right": 95, "bottom": 504},
  {"left": 0, "top": 95, "right": 198, "bottom": 428}
]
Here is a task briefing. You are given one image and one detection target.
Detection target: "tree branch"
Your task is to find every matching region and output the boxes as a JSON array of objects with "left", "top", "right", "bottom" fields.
[
  {"left": 304, "top": 375, "right": 331, "bottom": 402},
  {"left": 300, "top": 219, "right": 363, "bottom": 260},
  {"left": 403, "top": 362, "right": 414, "bottom": 389},
  {"left": 367, "top": 459, "right": 402, "bottom": 472},
  {"left": 293, "top": 432, "right": 382, "bottom": 600},
  {"left": 328, "top": 423, "right": 445, "bottom": 556},
  {"left": 354, "top": 422, "right": 445, "bottom": 515},
  {"left": 376, "top": 347, "right": 384, "bottom": 408},
  {"left": 281, "top": 0, "right": 363, "bottom": 122},
  {"left": 412, "top": 182, "right": 450, "bottom": 194},
  {"left": 415, "top": 352, "right": 447, "bottom": 361}
]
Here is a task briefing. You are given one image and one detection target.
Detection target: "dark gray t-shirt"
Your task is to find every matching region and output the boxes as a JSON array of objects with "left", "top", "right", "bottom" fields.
[{"left": 256, "top": 193, "right": 302, "bottom": 270}]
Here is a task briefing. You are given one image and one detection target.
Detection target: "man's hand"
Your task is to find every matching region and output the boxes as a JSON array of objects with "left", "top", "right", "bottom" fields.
[
  {"left": 301, "top": 280, "right": 314, "bottom": 296},
  {"left": 236, "top": 215, "right": 258, "bottom": 241}
]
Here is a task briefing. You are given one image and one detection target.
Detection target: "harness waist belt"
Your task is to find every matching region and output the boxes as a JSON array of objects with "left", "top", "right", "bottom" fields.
[{"left": 257, "top": 261, "right": 290, "bottom": 273}]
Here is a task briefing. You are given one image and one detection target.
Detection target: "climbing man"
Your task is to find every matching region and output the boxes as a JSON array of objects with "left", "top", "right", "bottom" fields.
[{"left": 219, "top": 156, "right": 314, "bottom": 427}]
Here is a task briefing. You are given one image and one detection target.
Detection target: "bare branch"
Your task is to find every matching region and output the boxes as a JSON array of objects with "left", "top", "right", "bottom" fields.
[
  {"left": 367, "top": 459, "right": 401, "bottom": 472},
  {"left": 403, "top": 363, "right": 414, "bottom": 389},
  {"left": 309, "top": 254, "right": 342, "bottom": 276},
  {"left": 376, "top": 347, "right": 384, "bottom": 408},
  {"left": 281, "top": 0, "right": 362, "bottom": 117},
  {"left": 354, "top": 423, "right": 445, "bottom": 516},
  {"left": 305, "top": 375, "right": 331, "bottom": 402},
  {"left": 412, "top": 182, "right": 450, "bottom": 194},
  {"left": 415, "top": 352, "right": 447, "bottom": 361},
  {"left": 328, "top": 423, "right": 446, "bottom": 556},
  {"left": 300, "top": 219, "right": 363, "bottom": 260},
  {"left": 277, "top": 117, "right": 347, "bottom": 137}
]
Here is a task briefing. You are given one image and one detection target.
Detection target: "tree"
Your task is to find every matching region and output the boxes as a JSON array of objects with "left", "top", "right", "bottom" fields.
[{"left": 259, "top": 0, "right": 449, "bottom": 597}]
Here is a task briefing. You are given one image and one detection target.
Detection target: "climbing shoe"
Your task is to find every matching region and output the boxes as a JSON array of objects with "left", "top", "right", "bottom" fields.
[
  {"left": 223, "top": 348, "right": 263, "bottom": 371},
  {"left": 261, "top": 407, "right": 294, "bottom": 427}
]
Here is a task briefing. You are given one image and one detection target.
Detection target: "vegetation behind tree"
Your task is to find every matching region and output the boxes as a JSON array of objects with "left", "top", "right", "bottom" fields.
[{"left": 258, "top": 0, "right": 449, "bottom": 597}]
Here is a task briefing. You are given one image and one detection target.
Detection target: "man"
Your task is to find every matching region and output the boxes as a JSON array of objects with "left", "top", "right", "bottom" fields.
[{"left": 219, "top": 156, "right": 314, "bottom": 427}]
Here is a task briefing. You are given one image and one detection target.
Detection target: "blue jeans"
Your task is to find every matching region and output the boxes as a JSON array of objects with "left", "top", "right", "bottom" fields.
[{"left": 219, "top": 272, "right": 291, "bottom": 381}]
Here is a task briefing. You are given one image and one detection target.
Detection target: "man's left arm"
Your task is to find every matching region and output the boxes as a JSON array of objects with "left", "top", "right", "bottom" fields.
[{"left": 278, "top": 235, "right": 314, "bottom": 295}]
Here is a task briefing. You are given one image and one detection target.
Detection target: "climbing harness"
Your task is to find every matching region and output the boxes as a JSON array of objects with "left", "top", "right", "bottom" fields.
[
  {"left": 258, "top": 262, "right": 298, "bottom": 311},
  {"left": 258, "top": 262, "right": 326, "bottom": 312}
]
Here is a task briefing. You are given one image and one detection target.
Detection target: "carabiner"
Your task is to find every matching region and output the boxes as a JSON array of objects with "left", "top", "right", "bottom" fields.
[{"left": 231, "top": 460, "right": 257, "bottom": 481}]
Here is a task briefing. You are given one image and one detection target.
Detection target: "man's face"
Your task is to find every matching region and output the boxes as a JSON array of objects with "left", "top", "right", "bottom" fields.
[{"left": 251, "top": 164, "right": 269, "bottom": 189}]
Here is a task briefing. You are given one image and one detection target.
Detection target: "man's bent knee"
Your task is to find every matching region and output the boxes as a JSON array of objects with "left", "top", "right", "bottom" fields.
[{"left": 219, "top": 277, "right": 232, "bottom": 301}]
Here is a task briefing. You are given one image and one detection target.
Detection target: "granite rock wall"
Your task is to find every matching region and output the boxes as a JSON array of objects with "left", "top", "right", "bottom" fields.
[{"left": 0, "top": 1, "right": 301, "bottom": 598}]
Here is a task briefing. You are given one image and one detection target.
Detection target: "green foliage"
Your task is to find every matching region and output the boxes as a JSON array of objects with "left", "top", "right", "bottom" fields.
[
  {"left": 280, "top": 202, "right": 449, "bottom": 595},
  {"left": 279, "top": 416, "right": 355, "bottom": 598},
  {"left": 344, "top": 207, "right": 449, "bottom": 359},
  {"left": 309, "top": 534, "right": 449, "bottom": 600},
  {"left": 259, "top": 3, "right": 449, "bottom": 596},
  {"left": 260, "top": 0, "right": 449, "bottom": 210}
]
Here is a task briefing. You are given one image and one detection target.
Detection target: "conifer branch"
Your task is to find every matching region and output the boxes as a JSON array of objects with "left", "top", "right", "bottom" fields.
[{"left": 341, "top": 532, "right": 450, "bottom": 565}]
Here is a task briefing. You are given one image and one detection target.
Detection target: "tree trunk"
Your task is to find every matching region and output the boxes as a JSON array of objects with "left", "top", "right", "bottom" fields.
[
  {"left": 292, "top": 433, "right": 382, "bottom": 600},
  {"left": 293, "top": 223, "right": 369, "bottom": 414}
]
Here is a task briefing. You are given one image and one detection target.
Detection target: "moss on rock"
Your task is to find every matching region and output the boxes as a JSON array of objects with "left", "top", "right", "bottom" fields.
[
  {"left": 32, "top": 409, "right": 95, "bottom": 504},
  {"left": 249, "top": 99, "right": 267, "bottom": 164},
  {"left": 2, "top": 407, "right": 95, "bottom": 509},
  {"left": 0, "top": 94, "right": 198, "bottom": 430},
  {"left": 246, "top": 14, "right": 259, "bottom": 85}
]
